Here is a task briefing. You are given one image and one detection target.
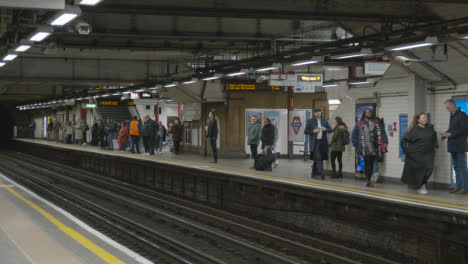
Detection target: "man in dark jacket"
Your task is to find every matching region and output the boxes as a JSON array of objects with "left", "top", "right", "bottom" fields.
[
  {"left": 207, "top": 109, "right": 218, "bottom": 163},
  {"left": 260, "top": 118, "right": 276, "bottom": 171},
  {"left": 91, "top": 120, "right": 98, "bottom": 146},
  {"left": 441, "top": 99, "right": 468, "bottom": 194},
  {"left": 141, "top": 115, "right": 154, "bottom": 155},
  {"left": 304, "top": 107, "right": 332, "bottom": 180}
]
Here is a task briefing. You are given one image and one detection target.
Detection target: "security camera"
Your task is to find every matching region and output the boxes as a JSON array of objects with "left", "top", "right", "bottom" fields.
[{"left": 75, "top": 21, "right": 92, "bottom": 35}]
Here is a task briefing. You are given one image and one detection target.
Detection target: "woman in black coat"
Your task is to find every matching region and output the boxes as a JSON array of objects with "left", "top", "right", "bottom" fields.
[
  {"left": 261, "top": 118, "right": 276, "bottom": 149},
  {"left": 401, "top": 113, "right": 438, "bottom": 194}
]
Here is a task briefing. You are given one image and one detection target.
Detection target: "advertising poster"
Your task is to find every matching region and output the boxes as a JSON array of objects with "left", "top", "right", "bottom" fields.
[
  {"left": 265, "top": 111, "right": 280, "bottom": 146},
  {"left": 289, "top": 110, "right": 306, "bottom": 142}
]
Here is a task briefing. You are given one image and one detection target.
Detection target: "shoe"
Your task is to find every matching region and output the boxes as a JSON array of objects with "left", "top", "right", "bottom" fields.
[
  {"left": 417, "top": 187, "right": 428, "bottom": 195},
  {"left": 449, "top": 188, "right": 461, "bottom": 193},
  {"left": 366, "top": 181, "right": 374, "bottom": 187},
  {"left": 338, "top": 172, "right": 343, "bottom": 178}
]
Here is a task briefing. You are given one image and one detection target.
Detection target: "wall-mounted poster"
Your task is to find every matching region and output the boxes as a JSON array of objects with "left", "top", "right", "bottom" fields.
[
  {"left": 265, "top": 111, "right": 280, "bottom": 147},
  {"left": 289, "top": 110, "right": 306, "bottom": 142}
]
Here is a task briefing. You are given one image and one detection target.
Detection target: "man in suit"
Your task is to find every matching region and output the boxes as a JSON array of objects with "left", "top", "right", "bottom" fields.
[{"left": 304, "top": 107, "right": 332, "bottom": 179}]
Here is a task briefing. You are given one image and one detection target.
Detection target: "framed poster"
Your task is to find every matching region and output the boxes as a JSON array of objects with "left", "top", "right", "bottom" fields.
[
  {"left": 289, "top": 110, "right": 306, "bottom": 142},
  {"left": 399, "top": 114, "right": 408, "bottom": 158}
]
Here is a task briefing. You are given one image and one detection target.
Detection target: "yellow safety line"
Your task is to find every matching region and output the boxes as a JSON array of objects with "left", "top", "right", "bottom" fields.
[
  {"left": 0, "top": 180, "right": 126, "bottom": 264},
  {"left": 21, "top": 139, "right": 468, "bottom": 211}
]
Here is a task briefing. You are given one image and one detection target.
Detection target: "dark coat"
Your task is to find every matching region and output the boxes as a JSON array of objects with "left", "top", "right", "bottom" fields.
[
  {"left": 141, "top": 121, "right": 154, "bottom": 137},
  {"left": 208, "top": 118, "right": 218, "bottom": 139},
  {"left": 304, "top": 117, "right": 332, "bottom": 154},
  {"left": 446, "top": 109, "right": 468, "bottom": 153},
  {"left": 171, "top": 124, "right": 182, "bottom": 142},
  {"left": 97, "top": 123, "right": 105, "bottom": 139},
  {"left": 351, "top": 118, "right": 388, "bottom": 155},
  {"left": 330, "top": 125, "right": 347, "bottom": 152},
  {"left": 401, "top": 124, "right": 438, "bottom": 189},
  {"left": 261, "top": 124, "right": 276, "bottom": 147}
]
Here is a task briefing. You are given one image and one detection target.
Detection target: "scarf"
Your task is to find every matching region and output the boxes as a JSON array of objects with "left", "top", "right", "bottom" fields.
[{"left": 359, "top": 118, "right": 384, "bottom": 157}]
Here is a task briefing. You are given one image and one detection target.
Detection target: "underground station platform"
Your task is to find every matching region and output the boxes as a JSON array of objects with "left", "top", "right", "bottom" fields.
[{"left": 0, "top": 138, "right": 465, "bottom": 264}]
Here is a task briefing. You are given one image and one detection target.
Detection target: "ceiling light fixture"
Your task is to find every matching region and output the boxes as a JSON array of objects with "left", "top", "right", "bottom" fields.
[
  {"left": 331, "top": 48, "right": 372, "bottom": 60},
  {"left": 0, "top": 62, "right": 5, "bottom": 67},
  {"left": 349, "top": 81, "right": 371, "bottom": 85},
  {"left": 134, "top": 89, "right": 145, "bottom": 92},
  {"left": 183, "top": 80, "right": 197, "bottom": 84},
  {"left": 291, "top": 60, "right": 319, "bottom": 66},
  {"left": 79, "top": 0, "right": 104, "bottom": 6},
  {"left": 321, "top": 84, "right": 338, "bottom": 88},
  {"left": 164, "top": 84, "right": 177, "bottom": 88},
  {"left": 50, "top": 6, "right": 81, "bottom": 26},
  {"left": 386, "top": 36, "right": 438, "bottom": 51},
  {"left": 2, "top": 53, "right": 17, "bottom": 61},
  {"left": 256, "top": 67, "right": 278, "bottom": 72},
  {"left": 202, "top": 76, "right": 220, "bottom": 81},
  {"left": 29, "top": 26, "right": 53, "bottom": 42},
  {"left": 328, "top": 99, "right": 341, "bottom": 105},
  {"left": 15, "top": 44, "right": 32, "bottom": 52},
  {"left": 225, "top": 72, "right": 246, "bottom": 77}
]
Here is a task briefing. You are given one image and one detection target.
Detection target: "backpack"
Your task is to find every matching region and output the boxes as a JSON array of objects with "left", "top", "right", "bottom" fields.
[{"left": 341, "top": 130, "right": 350, "bottom": 145}]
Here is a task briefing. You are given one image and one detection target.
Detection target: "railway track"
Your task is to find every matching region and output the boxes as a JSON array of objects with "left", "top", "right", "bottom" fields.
[{"left": 0, "top": 151, "right": 396, "bottom": 264}]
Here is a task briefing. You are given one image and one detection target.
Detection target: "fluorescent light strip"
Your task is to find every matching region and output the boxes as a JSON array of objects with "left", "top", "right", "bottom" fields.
[
  {"left": 463, "top": 36, "right": 468, "bottom": 39},
  {"left": 329, "top": 99, "right": 341, "bottom": 105},
  {"left": 335, "top": 54, "right": 367, "bottom": 59},
  {"left": 183, "top": 80, "right": 197, "bottom": 84},
  {"left": 256, "top": 67, "right": 278, "bottom": 72},
  {"left": 79, "top": 0, "right": 103, "bottom": 5},
  {"left": 134, "top": 89, "right": 145, "bottom": 92},
  {"left": 164, "top": 84, "right": 177, "bottom": 88},
  {"left": 291, "top": 60, "right": 318, "bottom": 66},
  {"left": 122, "top": 91, "right": 132, "bottom": 94},
  {"left": 0, "top": 62, "right": 5, "bottom": 67},
  {"left": 322, "top": 84, "right": 338, "bottom": 88},
  {"left": 202, "top": 76, "right": 219, "bottom": 81},
  {"left": 15, "top": 45, "right": 32, "bottom": 52},
  {"left": 390, "top": 42, "right": 433, "bottom": 51},
  {"left": 112, "top": 93, "right": 121, "bottom": 96},
  {"left": 30, "top": 32, "right": 51, "bottom": 42},
  {"left": 226, "top": 72, "right": 246, "bottom": 77},
  {"left": 51, "top": 13, "right": 78, "bottom": 26},
  {"left": 101, "top": 94, "right": 110, "bottom": 97},
  {"left": 3, "top": 54, "right": 17, "bottom": 61},
  {"left": 349, "top": 81, "right": 370, "bottom": 85}
]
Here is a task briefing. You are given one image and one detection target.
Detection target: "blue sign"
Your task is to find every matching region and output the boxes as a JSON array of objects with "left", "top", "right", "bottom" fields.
[{"left": 399, "top": 114, "right": 408, "bottom": 158}]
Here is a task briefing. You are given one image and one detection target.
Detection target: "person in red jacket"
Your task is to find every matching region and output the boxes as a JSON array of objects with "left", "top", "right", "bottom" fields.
[{"left": 118, "top": 122, "right": 129, "bottom": 151}]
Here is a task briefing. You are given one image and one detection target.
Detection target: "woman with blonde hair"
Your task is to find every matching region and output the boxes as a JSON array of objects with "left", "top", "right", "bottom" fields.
[{"left": 400, "top": 113, "right": 438, "bottom": 194}]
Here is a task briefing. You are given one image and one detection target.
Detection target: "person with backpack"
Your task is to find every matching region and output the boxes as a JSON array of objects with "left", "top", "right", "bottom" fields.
[
  {"left": 441, "top": 99, "right": 468, "bottom": 194},
  {"left": 330, "top": 117, "right": 348, "bottom": 178}
]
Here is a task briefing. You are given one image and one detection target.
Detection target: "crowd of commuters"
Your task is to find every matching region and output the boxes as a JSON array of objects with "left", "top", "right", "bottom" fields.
[
  {"left": 29, "top": 101, "right": 468, "bottom": 194},
  {"left": 304, "top": 99, "right": 468, "bottom": 194}
]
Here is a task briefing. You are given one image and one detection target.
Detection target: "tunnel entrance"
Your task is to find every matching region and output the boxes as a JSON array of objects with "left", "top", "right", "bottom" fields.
[{"left": 0, "top": 104, "right": 14, "bottom": 148}]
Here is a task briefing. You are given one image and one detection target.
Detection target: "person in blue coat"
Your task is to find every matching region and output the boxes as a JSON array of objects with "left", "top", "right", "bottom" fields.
[
  {"left": 352, "top": 108, "right": 388, "bottom": 187},
  {"left": 441, "top": 99, "right": 468, "bottom": 194},
  {"left": 304, "top": 107, "right": 332, "bottom": 179}
]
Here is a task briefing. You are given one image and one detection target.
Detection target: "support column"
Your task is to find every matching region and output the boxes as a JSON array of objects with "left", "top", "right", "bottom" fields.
[{"left": 408, "top": 73, "right": 426, "bottom": 120}]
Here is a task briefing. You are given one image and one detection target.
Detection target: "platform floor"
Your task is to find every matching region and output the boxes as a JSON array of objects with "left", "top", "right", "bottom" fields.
[
  {"left": 0, "top": 170, "right": 150, "bottom": 264},
  {"left": 15, "top": 138, "right": 468, "bottom": 215}
]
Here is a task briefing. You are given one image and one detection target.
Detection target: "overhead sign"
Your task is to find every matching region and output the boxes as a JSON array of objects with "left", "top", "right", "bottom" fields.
[
  {"left": 365, "top": 61, "right": 391, "bottom": 75},
  {"left": 227, "top": 84, "right": 256, "bottom": 90},
  {"left": 99, "top": 101, "right": 134, "bottom": 106},
  {"left": 269, "top": 73, "right": 296, "bottom": 87},
  {"left": 0, "top": 0, "right": 64, "bottom": 9},
  {"left": 295, "top": 73, "right": 323, "bottom": 93}
]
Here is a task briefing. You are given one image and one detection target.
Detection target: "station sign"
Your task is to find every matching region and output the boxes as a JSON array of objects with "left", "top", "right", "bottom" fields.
[
  {"left": 99, "top": 101, "right": 134, "bottom": 106},
  {"left": 269, "top": 73, "right": 296, "bottom": 87},
  {"left": 84, "top": 104, "right": 96, "bottom": 109},
  {"left": 365, "top": 61, "right": 391, "bottom": 75},
  {"left": 295, "top": 73, "right": 323, "bottom": 93},
  {"left": 227, "top": 84, "right": 256, "bottom": 90},
  {"left": 225, "top": 81, "right": 282, "bottom": 92}
]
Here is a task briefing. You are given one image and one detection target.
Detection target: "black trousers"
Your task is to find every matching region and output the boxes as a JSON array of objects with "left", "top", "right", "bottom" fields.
[
  {"left": 210, "top": 138, "right": 218, "bottom": 161},
  {"left": 142, "top": 136, "right": 151, "bottom": 153},
  {"left": 331, "top": 151, "right": 343, "bottom": 172},
  {"left": 174, "top": 141, "right": 180, "bottom": 154},
  {"left": 149, "top": 136, "right": 155, "bottom": 154},
  {"left": 250, "top": 144, "right": 258, "bottom": 157},
  {"left": 364, "top": 155, "right": 377, "bottom": 181}
]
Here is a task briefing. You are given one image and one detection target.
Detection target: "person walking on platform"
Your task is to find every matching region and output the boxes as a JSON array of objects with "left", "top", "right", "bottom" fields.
[
  {"left": 80, "top": 120, "right": 88, "bottom": 145},
  {"left": 66, "top": 121, "right": 73, "bottom": 144},
  {"left": 441, "top": 99, "right": 468, "bottom": 194},
  {"left": 207, "top": 109, "right": 219, "bottom": 163},
  {"left": 54, "top": 119, "right": 60, "bottom": 142},
  {"left": 305, "top": 107, "right": 332, "bottom": 180},
  {"left": 98, "top": 120, "right": 107, "bottom": 150},
  {"left": 330, "top": 117, "right": 348, "bottom": 178},
  {"left": 260, "top": 118, "right": 276, "bottom": 171},
  {"left": 106, "top": 119, "right": 116, "bottom": 150},
  {"left": 141, "top": 116, "right": 154, "bottom": 156},
  {"left": 29, "top": 120, "right": 36, "bottom": 139},
  {"left": 352, "top": 108, "right": 388, "bottom": 187},
  {"left": 150, "top": 116, "right": 158, "bottom": 155},
  {"left": 171, "top": 118, "right": 183, "bottom": 155},
  {"left": 248, "top": 115, "right": 261, "bottom": 158},
  {"left": 129, "top": 116, "right": 141, "bottom": 154},
  {"left": 47, "top": 120, "right": 54, "bottom": 140},
  {"left": 401, "top": 113, "right": 438, "bottom": 194}
]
